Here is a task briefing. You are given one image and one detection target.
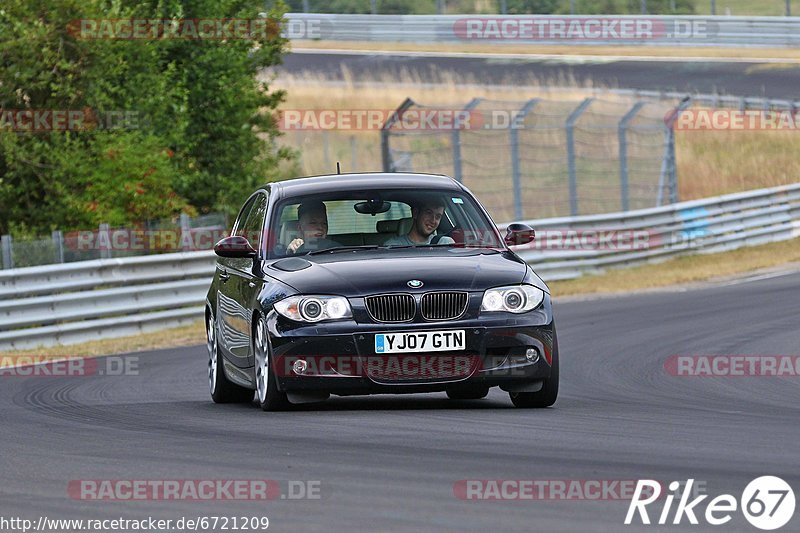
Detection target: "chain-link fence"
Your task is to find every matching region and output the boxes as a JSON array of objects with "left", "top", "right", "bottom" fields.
[
  {"left": 381, "top": 96, "right": 688, "bottom": 221},
  {"left": 0, "top": 213, "right": 227, "bottom": 270}
]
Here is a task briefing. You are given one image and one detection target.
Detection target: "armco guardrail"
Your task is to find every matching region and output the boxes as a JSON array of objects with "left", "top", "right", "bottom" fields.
[
  {"left": 286, "top": 13, "right": 800, "bottom": 48},
  {"left": 1, "top": 183, "right": 799, "bottom": 350},
  {"left": 0, "top": 252, "right": 216, "bottom": 350},
  {"left": 500, "top": 183, "right": 800, "bottom": 281}
]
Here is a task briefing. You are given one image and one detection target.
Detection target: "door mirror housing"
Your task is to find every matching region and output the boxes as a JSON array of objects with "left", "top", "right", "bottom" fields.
[
  {"left": 214, "top": 236, "right": 257, "bottom": 258},
  {"left": 504, "top": 223, "right": 535, "bottom": 247}
]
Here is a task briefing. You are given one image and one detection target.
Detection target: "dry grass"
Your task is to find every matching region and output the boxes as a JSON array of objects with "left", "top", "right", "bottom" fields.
[
  {"left": 677, "top": 130, "right": 800, "bottom": 199},
  {"left": 293, "top": 40, "right": 800, "bottom": 61},
  {"left": 274, "top": 68, "right": 622, "bottom": 178},
  {"left": 274, "top": 71, "right": 800, "bottom": 203},
  {"left": 0, "top": 320, "right": 205, "bottom": 361},
  {"left": 549, "top": 237, "right": 800, "bottom": 297}
]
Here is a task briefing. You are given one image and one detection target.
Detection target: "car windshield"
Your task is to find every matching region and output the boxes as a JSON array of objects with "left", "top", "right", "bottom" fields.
[{"left": 268, "top": 188, "right": 503, "bottom": 258}]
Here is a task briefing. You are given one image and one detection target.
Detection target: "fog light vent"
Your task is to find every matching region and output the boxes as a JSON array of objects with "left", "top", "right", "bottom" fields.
[
  {"left": 525, "top": 348, "right": 540, "bottom": 364},
  {"left": 293, "top": 359, "right": 308, "bottom": 375}
]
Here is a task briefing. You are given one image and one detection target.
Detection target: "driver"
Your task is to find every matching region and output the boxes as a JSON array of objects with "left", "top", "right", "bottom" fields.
[
  {"left": 384, "top": 200, "right": 455, "bottom": 246},
  {"left": 287, "top": 200, "right": 340, "bottom": 254}
]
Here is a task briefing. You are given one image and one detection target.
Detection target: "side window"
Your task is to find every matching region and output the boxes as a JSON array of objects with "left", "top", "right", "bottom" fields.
[
  {"left": 238, "top": 194, "right": 268, "bottom": 250},
  {"left": 232, "top": 196, "right": 257, "bottom": 237}
]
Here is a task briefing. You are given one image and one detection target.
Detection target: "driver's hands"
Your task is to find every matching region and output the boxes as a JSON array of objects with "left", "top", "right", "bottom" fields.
[{"left": 287, "top": 238, "right": 304, "bottom": 254}]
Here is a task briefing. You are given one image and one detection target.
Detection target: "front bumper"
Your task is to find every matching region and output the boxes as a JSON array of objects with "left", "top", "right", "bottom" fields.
[{"left": 266, "top": 307, "right": 555, "bottom": 395}]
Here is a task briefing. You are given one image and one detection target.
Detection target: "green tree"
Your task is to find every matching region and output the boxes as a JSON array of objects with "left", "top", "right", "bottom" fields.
[{"left": 0, "top": 0, "right": 292, "bottom": 235}]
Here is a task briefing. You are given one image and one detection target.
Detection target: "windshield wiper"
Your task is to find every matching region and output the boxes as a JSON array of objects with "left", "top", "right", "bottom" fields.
[{"left": 307, "top": 245, "right": 382, "bottom": 256}]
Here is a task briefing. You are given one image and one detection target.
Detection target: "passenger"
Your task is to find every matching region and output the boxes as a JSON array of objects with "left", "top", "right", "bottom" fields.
[
  {"left": 384, "top": 200, "right": 455, "bottom": 246},
  {"left": 287, "top": 200, "right": 340, "bottom": 254}
]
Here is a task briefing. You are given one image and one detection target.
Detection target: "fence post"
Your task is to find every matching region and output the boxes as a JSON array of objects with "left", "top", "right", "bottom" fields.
[
  {"left": 618, "top": 102, "right": 645, "bottom": 212},
  {"left": 180, "top": 213, "right": 191, "bottom": 252},
  {"left": 52, "top": 230, "right": 65, "bottom": 263},
  {"left": 381, "top": 98, "right": 415, "bottom": 172},
  {"left": 99, "top": 223, "right": 111, "bottom": 259},
  {"left": 659, "top": 97, "right": 691, "bottom": 206},
  {"left": 566, "top": 98, "right": 594, "bottom": 217},
  {"left": 1, "top": 235, "right": 13, "bottom": 269},
  {"left": 509, "top": 98, "right": 538, "bottom": 220},
  {"left": 451, "top": 98, "right": 482, "bottom": 184}
]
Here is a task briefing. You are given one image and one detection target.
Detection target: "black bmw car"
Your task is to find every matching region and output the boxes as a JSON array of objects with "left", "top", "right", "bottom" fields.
[{"left": 205, "top": 172, "right": 558, "bottom": 410}]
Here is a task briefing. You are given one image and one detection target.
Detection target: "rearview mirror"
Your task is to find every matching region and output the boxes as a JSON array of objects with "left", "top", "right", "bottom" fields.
[
  {"left": 214, "top": 236, "right": 257, "bottom": 258},
  {"left": 504, "top": 223, "right": 535, "bottom": 247}
]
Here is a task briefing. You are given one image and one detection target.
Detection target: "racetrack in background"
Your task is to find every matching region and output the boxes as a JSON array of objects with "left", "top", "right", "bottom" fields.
[{"left": 282, "top": 50, "right": 800, "bottom": 99}]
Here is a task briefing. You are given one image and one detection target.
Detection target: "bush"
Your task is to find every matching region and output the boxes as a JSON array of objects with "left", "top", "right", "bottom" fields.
[{"left": 0, "top": 0, "right": 292, "bottom": 235}]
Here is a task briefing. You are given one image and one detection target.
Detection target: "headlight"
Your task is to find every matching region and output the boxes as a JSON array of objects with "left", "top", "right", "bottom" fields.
[
  {"left": 274, "top": 295, "right": 353, "bottom": 322},
  {"left": 481, "top": 285, "right": 544, "bottom": 314}
]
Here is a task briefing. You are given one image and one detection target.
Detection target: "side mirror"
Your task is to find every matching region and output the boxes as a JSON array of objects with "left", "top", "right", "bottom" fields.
[
  {"left": 504, "top": 223, "right": 535, "bottom": 247},
  {"left": 214, "top": 236, "right": 257, "bottom": 258}
]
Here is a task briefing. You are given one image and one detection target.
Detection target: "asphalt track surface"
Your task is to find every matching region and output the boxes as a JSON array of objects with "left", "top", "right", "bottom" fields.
[
  {"left": 282, "top": 51, "right": 800, "bottom": 99},
  {"left": 3, "top": 270, "right": 799, "bottom": 532}
]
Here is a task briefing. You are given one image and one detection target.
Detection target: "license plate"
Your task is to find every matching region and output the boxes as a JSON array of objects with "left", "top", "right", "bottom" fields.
[{"left": 374, "top": 330, "right": 465, "bottom": 354}]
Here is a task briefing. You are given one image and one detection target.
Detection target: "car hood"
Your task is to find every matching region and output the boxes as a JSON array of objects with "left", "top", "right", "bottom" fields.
[{"left": 264, "top": 249, "right": 529, "bottom": 297}]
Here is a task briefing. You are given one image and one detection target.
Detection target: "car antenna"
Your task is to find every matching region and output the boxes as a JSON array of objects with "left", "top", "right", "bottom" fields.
[{"left": 336, "top": 161, "right": 341, "bottom": 174}]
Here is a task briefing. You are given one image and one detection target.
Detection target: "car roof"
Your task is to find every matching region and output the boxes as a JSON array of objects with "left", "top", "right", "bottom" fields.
[{"left": 269, "top": 172, "right": 462, "bottom": 198}]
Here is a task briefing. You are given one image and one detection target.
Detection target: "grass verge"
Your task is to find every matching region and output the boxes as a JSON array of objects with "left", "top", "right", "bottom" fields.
[
  {"left": 549, "top": 236, "right": 800, "bottom": 297},
  {"left": 0, "top": 321, "right": 205, "bottom": 361}
]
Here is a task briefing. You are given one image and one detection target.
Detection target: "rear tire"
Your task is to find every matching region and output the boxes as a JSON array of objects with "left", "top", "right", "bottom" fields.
[
  {"left": 509, "top": 330, "right": 559, "bottom": 408},
  {"left": 254, "top": 316, "right": 291, "bottom": 412},
  {"left": 208, "top": 311, "right": 254, "bottom": 404},
  {"left": 446, "top": 387, "right": 489, "bottom": 400}
]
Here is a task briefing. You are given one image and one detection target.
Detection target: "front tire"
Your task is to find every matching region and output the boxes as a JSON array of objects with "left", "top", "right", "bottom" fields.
[
  {"left": 254, "top": 316, "right": 291, "bottom": 411},
  {"left": 509, "top": 331, "right": 559, "bottom": 408},
  {"left": 208, "top": 311, "right": 254, "bottom": 404}
]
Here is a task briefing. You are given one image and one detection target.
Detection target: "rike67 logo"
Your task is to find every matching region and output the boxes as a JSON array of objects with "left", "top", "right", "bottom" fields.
[{"left": 626, "top": 477, "right": 795, "bottom": 530}]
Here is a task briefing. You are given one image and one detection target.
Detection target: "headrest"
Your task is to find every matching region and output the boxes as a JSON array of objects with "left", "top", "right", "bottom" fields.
[
  {"left": 280, "top": 220, "right": 300, "bottom": 244},
  {"left": 376, "top": 217, "right": 414, "bottom": 235}
]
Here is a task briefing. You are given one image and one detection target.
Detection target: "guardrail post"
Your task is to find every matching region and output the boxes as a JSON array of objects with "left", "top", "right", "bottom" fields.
[
  {"left": 52, "top": 230, "right": 64, "bottom": 263},
  {"left": 510, "top": 99, "right": 538, "bottom": 220},
  {"left": 1, "top": 235, "right": 13, "bottom": 269},
  {"left": 566, "top": 98, "right": 593, "bottom": 216},
  {"left": 451, "top": 98, "right": 482, "bottom": 184},
  {"left": 99, "top": 223, "right": 111, "bottom": 259},
  {"left": 618, "top": 102, "right": 645, "bottom": 212},
  {"left": 180, "top": 214, "right": 191, "bottom": 252},
  {"left": 381, "top": 98, "right": 415, "bottom": 172}
]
